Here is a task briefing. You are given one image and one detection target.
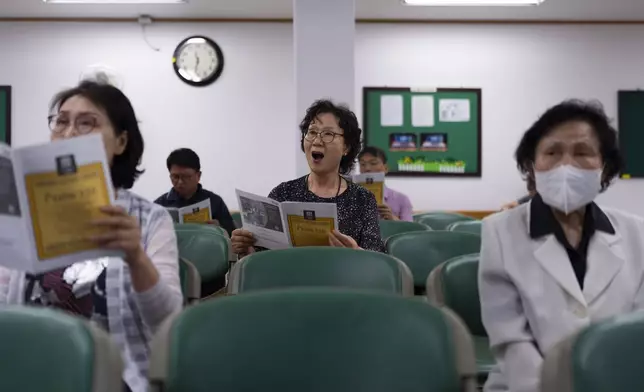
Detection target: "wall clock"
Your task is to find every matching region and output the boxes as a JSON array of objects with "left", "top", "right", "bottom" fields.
[{"left": 172, "top": 36, "right": 224, "bottom": 87}]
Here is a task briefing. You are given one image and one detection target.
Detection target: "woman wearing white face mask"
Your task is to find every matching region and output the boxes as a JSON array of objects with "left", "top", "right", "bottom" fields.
[{"left": 479, "top": 100, "right": 644, "bottom": 392}]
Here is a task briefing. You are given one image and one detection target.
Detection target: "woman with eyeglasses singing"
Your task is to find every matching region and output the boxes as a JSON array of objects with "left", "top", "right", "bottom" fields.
[
  {"left": 231, "top": 100, "right": 385, "bottom": 257},
  {"left": 0, "top": 80, "right": 182, "bottom": 392}
]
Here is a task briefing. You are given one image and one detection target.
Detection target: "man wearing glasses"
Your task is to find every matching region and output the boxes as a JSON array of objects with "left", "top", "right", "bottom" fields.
[{"left": 155, "top": 148, "right": 235, "bottom": 235}]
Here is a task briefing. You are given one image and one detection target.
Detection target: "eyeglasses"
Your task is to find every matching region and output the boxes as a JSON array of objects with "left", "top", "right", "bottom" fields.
[
  {"left": 48, "top": 114, "right": 98, "bottom": 135},
  {"left": 170, "top": 173, "right": 196, "bottom": 183},
  {"left": 304, "top": 129, "right": 344, "bottom": 144}
]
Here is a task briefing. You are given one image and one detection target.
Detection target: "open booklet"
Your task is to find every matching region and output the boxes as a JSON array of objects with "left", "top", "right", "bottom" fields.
[
  {"left": 353, "top": 172, "right": 386, "bottom": 205},
  {"left": 0, "top": 134, "right": 121, "bottom": 274},
  {"left": 235, "top": 189, "right": 338, "bottom": 249},
  {"left": 166, "top": 199, "right": 212, "bottom": 224}
]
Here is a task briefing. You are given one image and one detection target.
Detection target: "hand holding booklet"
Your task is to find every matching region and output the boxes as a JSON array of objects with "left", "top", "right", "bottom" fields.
[
  {"left": 166, "top": 199, "right": 212, "bottom": 224},
  {"left": 235, "top": 189, "right": 338, "bottom": 249},
  {"left": 0, "top": 134, "right": 121, "bottom": 274},
  {"left": 353, "top": 172, "right": 386, "bottom": 205}
]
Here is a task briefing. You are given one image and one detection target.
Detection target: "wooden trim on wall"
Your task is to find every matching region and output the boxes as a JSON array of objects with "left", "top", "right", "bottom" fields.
[{"left": 2, "top": 17, "right": 644, "bottom": 25}]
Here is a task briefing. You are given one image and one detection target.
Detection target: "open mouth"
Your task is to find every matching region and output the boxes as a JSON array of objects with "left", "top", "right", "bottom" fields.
[{"left": 311, "top": 151, "right": 324, "bottom": 163}]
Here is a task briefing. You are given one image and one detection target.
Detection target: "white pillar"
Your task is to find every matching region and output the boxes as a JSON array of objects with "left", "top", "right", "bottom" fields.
[{"left": 293, "top": 0, "right": 356, "bottom": 177}]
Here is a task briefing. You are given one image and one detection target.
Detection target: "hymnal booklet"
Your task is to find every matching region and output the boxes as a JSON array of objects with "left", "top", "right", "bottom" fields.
[
  {"left": 166, "top": 199, "right": 212, "bottom": 224},
  {"left": 353, "top": 172, "right": 386, "bottom": 205},
  {"left": 235, "top": 189, "right": 338, "bottom": 249},
  {"left": 0, "top": 134, "right": 120, "bottom": 274}
]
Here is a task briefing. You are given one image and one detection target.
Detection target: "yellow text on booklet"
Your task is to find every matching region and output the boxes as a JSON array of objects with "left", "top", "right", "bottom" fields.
[
  {"left": 25, "top": 162, "right": 111, "bottom": 260},
  {"left": 287, "top": 215, "right": 335, "bottom": 247},
  {"left": 360, "top": 181, "right": 384, "bottom": 205},
  {"left": 182, "top": 207, "right": 211, "bottom": 223}
]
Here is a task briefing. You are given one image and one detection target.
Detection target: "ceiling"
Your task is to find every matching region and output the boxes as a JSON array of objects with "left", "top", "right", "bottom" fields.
[{"left": 1, "top": 0, "right": 644, "bottom": 21}]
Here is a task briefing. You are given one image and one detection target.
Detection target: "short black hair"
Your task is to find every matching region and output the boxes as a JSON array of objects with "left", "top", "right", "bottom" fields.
[
  {"left": 358, "top": 146, "right": 388, "bottom": 164},
  {"left": 515, "top": 99, "right": 623, "bottom": 191},
  {"left": 50, "top": 81, "right": 144, "bottom": 189},
  {"left": 166, "top": 148, "right": 201, "bottom": 172},
  {"left": 299, "top": 99, "right": 362, "bottom": 175}
]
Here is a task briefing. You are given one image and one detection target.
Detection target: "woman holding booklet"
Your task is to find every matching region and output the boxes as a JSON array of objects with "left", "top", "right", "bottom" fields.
[
  {"left": 232, "top": 100, "right": 385, "bottom": 257},
  {"left": 0, "top": 81, "right": 182, "bottom": 392}
]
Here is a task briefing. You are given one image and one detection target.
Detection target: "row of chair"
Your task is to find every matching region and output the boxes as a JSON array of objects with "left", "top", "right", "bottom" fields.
[
  {"left": 230, "top": 210, "right": 483, "bottom": 238},
  {"left": 3, "top": 285, "right": 642, "bottom": 392},
  {"left": 175, "top": 219, "right": 483, "bottom": 298}
]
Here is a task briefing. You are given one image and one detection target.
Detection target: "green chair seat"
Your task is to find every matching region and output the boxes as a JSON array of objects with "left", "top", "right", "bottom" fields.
[
  {"left": 387, "top": 231, "right": 481, "bottom": 291},
  {"left": 473, "top": 336, "right": 494, "bottom": 382},
  {"left": 426, "top": 253, "right": 491, "bottom": 385},
  {"left": 541, "top": 312, "right": 644, "bottom": 392},
  {"left": 414, "top": 212, "right": 474, "bottom": 230},
  {"left": 448, "top": 220, "right": 482, "bottom": 236},
  {"left": 228, "top": 247, "right": 413, "bottom": 296},
  {"left": 175, "top": 228, "right": 229, "bottom": 296},
  {"left": 231, "top": 211, "right": 242, "bottom": 229},
  {"left": 179, "top": 257, "right": 201, "bottom": 305},
  {"left": 379, "top": 220, "right": 431, "bottom": 242},
  {"left": 0, "top": 307, "right": 123, "bottom": 392},
  {"left": 175, "top": 222, "right": 228, "bottom": 238},
  {"left": 149, "top": 289, "right": 478, "bottom": 392}
]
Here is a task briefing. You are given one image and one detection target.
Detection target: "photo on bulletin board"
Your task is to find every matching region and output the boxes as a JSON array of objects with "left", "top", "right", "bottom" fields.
[
  {"left": 0, "top": 86, "right": 11, "bottom": 146},
  {"left": 362, "top": 87, "right": 482, "bottom": 177}
]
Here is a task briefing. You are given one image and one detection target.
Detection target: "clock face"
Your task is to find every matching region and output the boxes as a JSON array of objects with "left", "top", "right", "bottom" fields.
[{"left": 172, "top": 36, "right": 224, "bottom": 87}]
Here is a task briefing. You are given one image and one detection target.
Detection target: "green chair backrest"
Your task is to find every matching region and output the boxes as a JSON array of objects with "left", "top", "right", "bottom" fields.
[
  {"left": 175, "top": 229, "right": 229, "bottom": 283},
  {"left": 541, "top": 312, "right": 644, "bottom": 392},
  {"left": 228, "top": 247, "right": 413, "bottom": 296},
  {"left": 387, "top": 231, "right": 481, "bottom": 290},
  {"left": 427, "top": 254, "right": 485, "bottom": 336},
  {"left": 0, "top": 307, "right": 123, "bottom": 392},
  {"left": 175, "top": 222, "right": 228, "bottom": 238},
  {"left": 414, "top": 212, "right": 474, "bottom": 230},
  {"left": 379, "top": 220, "right": 431, "bottom": 242},
  {"left": 231, "top": 211, "right": 242, "bottom": 229},
  {"left": 179, "top": 257, "right": 201, "bottom": 305},
  {"left": 448, "top": 220, "right": 482, "bottom": 236},
  {"left": 149, "top": 289, "right": 478, "bottom": 392}
]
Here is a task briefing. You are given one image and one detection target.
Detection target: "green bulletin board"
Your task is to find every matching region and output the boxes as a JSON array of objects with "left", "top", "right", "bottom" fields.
[
  {"left": 0, "top": 86, "right": 11, "bottom": 145},
  {"left": 618, "top": 90, "right": 644, "bottom": 178},
  {"left": 363, "top": 87, "right": 482, "bottom": 177}
]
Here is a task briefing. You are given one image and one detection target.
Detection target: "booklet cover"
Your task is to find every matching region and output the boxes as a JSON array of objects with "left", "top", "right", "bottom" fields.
[
  {"left": 166, "top": 199, "right": 212, "bottom": 224},
  {"left": 353, "top": 172, "right": 386, "bottom": 205},
  {"left": 235, "top": 189, "right": 338, "bottom": 249},
  {"left": 0, "top": 134, "right": 121, "bottom": 274}
]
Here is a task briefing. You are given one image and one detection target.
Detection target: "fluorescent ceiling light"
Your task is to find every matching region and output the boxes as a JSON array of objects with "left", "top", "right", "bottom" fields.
[
  {"left": 43, "top": 0, "right": 186, "bottom": 4},
  {"left": 403, "top": 0, "right": 544, "bottom": 5}
]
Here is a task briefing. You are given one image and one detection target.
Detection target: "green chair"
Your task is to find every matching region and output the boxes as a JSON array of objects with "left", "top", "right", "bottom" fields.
[
  {"left": 228, "top": 247, "right": 413, "bottom": 296},
  {"left": 149, "top": 289, "right": 478, "bottom": 392},
  {"left": 426, "top": 254, "right": 493, "bottom": 385},
  {"left": 231, "top": 211, "right": 242, "bottom": 229},
  {"left": 448, "top": 220, "right": 482, "bottom": 236},
  {"left": 387, "top": 231, "right": 481, "bottom": 293},
  {"left": 175, "top": 222, "right": 228, "bottom": 238},
  {"left": 175, "top": 228, "right": 229, "bottom": 297},
  {"left": 179, "top": 257, "right": 201, "bottom": 305},
  {"left": 414, "top": 212, "right": 474, "bottom": 230},
  {"left": 379, "top": 220, "right": 431, "bottom": 242},
  {"left": 0, "top": 307, "right": 123, "bottom": 392},
  {"left": 175, "top": 222, "right": 235, "bottom": 263},
  {"left": 541, "top": 312, "right": 644, "bottom": 392}
]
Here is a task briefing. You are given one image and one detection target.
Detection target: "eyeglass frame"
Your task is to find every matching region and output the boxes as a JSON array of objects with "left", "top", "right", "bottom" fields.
[
  {"left": 48, "top": 113, "right": 99, "bottom": 136},
  {"left": 304, "top": 129, "right": 345, "bottom": 144}
]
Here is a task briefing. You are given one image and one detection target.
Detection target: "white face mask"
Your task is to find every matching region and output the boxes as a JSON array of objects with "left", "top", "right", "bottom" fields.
[{"left": 534, "top": 164, "right": 602, "bottom": 215}]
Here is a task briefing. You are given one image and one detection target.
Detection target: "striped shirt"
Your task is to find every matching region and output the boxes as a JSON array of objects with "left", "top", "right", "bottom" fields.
[{"left": 0, "top": 189, "right": 182, "bottom": 392}]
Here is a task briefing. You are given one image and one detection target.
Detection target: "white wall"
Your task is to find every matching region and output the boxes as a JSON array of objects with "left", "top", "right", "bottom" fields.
[
  {"left": 1, "top": 22, "right": 644, "bottom": 215},
  {"left": 0, "top": 22, "right": 296, "bottom": 208},
  {"left": 356, "top": 24, "right": 644, "bottom": 215}
]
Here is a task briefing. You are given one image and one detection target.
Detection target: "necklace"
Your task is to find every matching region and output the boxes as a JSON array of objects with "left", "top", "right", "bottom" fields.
[{"left": 306, "top": 174, "right": 342, "bottom": 198}]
